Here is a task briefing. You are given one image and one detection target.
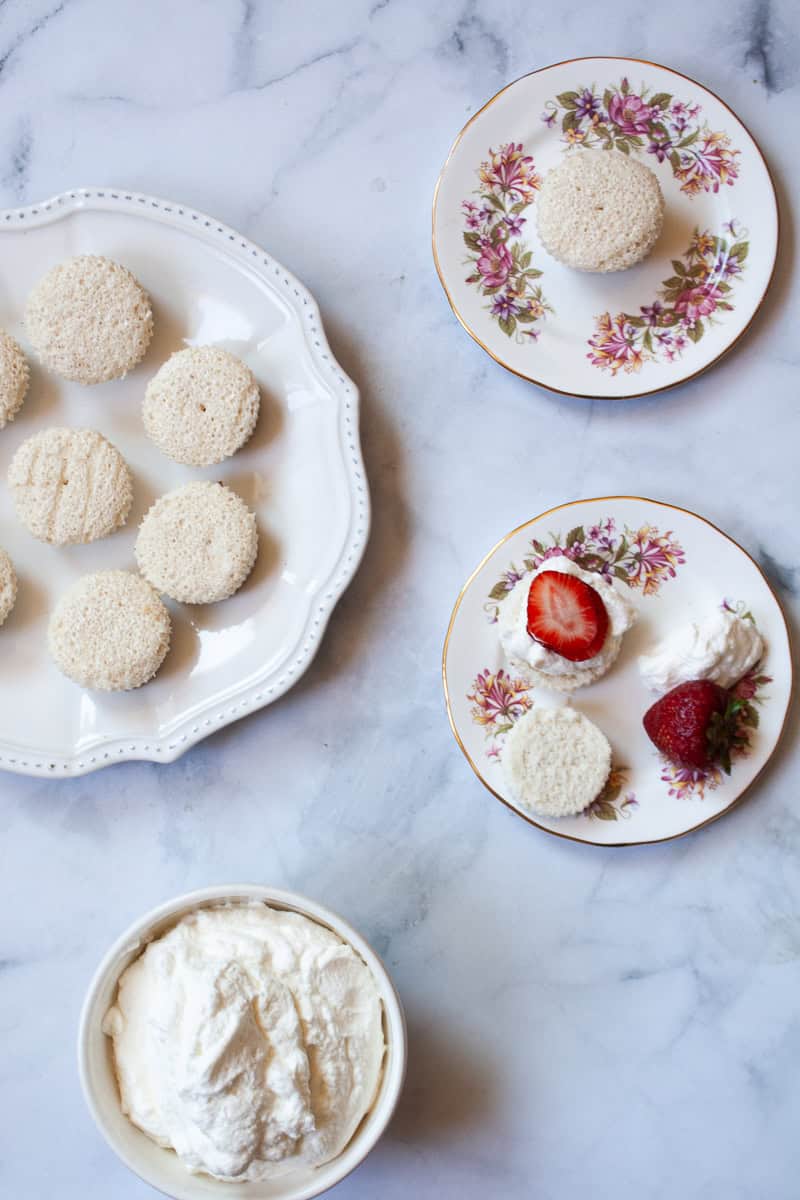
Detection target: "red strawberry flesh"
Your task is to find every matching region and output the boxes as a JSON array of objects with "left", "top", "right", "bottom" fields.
[
  {"left": 525, "top": 570, "right": 609, "bottom": 663},
  {"left": 643, "top": 679, "right": 743, "bottom": 773}
]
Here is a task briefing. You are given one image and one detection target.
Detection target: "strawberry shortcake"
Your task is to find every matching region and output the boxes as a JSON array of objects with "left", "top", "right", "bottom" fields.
[{"left": 498, "top": 555, "right": 636, "bottom": 692}]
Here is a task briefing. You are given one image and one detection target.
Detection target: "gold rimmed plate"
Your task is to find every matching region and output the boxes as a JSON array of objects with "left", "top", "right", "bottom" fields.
[
  {"left": 433, "top": 58, "right": 778, "bottom": 399},
  {"left": 443, "top": 498, "right": 792, "bottom": 846}
]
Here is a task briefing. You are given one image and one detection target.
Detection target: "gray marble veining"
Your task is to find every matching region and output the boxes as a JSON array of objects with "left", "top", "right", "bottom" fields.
[{"left": 0, "top": 1, "right": 798, "bottom": 1197}]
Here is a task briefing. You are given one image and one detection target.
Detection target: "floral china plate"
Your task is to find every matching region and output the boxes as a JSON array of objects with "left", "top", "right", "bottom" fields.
[
  {"left": 433, "top": 58, "right": 778, "bottom": 399},
  {"left": 443, "top": 498, "right": 791, "bottom": 846}
]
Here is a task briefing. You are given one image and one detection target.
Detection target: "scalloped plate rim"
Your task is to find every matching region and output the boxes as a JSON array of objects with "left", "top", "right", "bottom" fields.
[{"left": 0, "top": 186, "right": 370, "bottom": 777}]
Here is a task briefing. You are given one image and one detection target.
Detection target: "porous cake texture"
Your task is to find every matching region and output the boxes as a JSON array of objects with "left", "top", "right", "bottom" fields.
[
  {"left": 0, "top": 330, "right": 30, "bottom": 427},
  {"left": 0, "top": 548, "right": 17, "bottom": 627},
  {"left": 8, "top": 427, "right": 133, "bottom": 545},
  {"left": 136, "top": 481, "right": 258, "bottom": 604},
  {"left": 536, "top": 150, "right": 664, "bottom": 272},
  {"left": 25, "top": 255, "right": 153, "bottom": 384},
  {"left": 142, "top": 346, "right": 260, "bottom": 466},
  {"left": 504, "top": 706, "right": 612, "bottom": 817},
  {"left": 48, "top": 570, "right": 171, "bottom": 691}
]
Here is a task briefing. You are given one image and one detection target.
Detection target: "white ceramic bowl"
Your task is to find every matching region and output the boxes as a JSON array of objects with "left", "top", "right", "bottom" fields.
[{"left": 78, "top": 886, "right": 407, "bottom": 1200}]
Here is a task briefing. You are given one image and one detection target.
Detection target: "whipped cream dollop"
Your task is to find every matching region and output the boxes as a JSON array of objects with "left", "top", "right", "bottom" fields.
[
  {"left": 638, "top": 607, "right": 764, "bottom": 692},
  {"left": 498, "top": 555, "right": 637, "bottom": 677},
  {"left": 103, "top": 903, "right": 385, "bottom": 1183}
]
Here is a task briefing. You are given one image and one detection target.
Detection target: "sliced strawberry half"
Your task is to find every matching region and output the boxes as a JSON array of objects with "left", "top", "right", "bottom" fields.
[{"left": 526, "top": 570, "right": 609, "bottom": 662}]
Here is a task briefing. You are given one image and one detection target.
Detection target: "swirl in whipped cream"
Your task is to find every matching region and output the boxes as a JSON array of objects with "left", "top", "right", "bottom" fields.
[{"left": 638, "top": 608, "right": 763, "bottom": 692}]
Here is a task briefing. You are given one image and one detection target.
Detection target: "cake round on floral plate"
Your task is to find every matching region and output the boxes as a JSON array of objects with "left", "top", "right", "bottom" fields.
[
  {"left": 504, "top": 705, "right": 612, "bottom": 817},
  {"left": 25, "top": 256, "right": 153, "bottom": 384},
  {"left": 498, "top": 555, "right": 636, "bottom": 691},
  {"left": 0, "top": 330, "right": 29, "bottom": 427},
  {"left": 536, "top": 150, "right": 664, "bottom": 272}
]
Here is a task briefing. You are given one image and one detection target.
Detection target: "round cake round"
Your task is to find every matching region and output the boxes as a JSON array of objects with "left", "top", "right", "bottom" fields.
[
  {"left": 0, "top": 548, "right": 17, "bottom": 627},
  {"left": 0, "top": 330, "right": 29, "bottom": 428},
  {"left": 142, "top": 346, "right": 260, "bottom": 466},
  {"left": 8, "top": 427, "right": 133, "bottom": 545},
  {"left": 135, "top": 481, "right": 258, "bottom": 604},
  {"left": 48, "top": 570, "right": 171, "bottom": 691},
  {"left": 504, "top": 706, "right": 612, "bottom": 818},
  {"left": 536, "top": 150, "right": 664, "bottom": 273},
  {"left": 25, "top": 255, "right": 153, "bottom": 384}
]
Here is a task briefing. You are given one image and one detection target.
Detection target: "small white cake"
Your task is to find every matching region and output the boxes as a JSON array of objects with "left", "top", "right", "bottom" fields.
[
  {"left": 504, "top": 706, "right": 612, "bottom": 818},
  {"left": 8, "top": 427, "right": 133, "bottom": 545},
  {"left": 0, "top": 548, "right": 17, "bottom": 627},
  {"left": 536, "top": 150, "right": 664, "bottom": 272},
  {"left": 25, "top": 255, "right": 153, "bottom": 383},
  {"left": 48, "top": 570, "right": 171, "bottom": 691},
  {"left": 0, "top": 329, "right": 29, "bottom": 427},
  {"left": 136, "top": 481, "right": 258, "bottom": 604},
  {"left": 143, "top": 346, "right": 260, "bottom": 466}
]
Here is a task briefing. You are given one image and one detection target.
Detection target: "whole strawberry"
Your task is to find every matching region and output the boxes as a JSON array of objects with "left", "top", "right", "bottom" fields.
[{"left": 643, "top": 679, "right": 753, "bottom": 773}]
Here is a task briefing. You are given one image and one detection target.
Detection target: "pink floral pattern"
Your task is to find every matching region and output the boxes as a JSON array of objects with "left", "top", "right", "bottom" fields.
[
  {"left": 467, "top": 668, "right": 532, "bottom": 739},
  {"left": 657, "top": 600, "right": 771, "bottom": 800},
  {"left": 462, "top": 142, "right": 552, "bottom": 341},
  {"left": 485, "top": 516, "right": 685, "bottom": 621},
  {"left": 587, "top": 223, "right": 749, "bottom": 376},
  {"left": 541, "top": 77, "right": 741, "bottom": 195}
]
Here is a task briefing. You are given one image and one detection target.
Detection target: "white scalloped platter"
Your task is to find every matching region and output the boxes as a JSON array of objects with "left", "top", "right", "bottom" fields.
[
  {"left": 433, "top": 58, "right": 778, "bottom": 399},
  {"left": 0, "top": 189, "right": 368, "bottom": 776},
  {"left": 443, "top": 498, "right": 792, "bottom": 846}
]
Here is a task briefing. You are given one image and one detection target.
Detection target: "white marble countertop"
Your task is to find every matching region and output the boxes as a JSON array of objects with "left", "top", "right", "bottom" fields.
[{"left": 1, "top": 2, "right": 798, "bottom": 1197}]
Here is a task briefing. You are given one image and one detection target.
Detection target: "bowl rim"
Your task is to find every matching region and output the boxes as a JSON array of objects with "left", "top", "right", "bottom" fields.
[{"left": 77, "top": 884, "right": 407, "bottom": 1200}]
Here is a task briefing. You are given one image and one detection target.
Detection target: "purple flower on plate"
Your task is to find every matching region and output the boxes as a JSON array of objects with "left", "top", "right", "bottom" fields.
[
  {"left": 588, "top": 518, "right": 615, "bottom": 540},
  {"left": 462, "top": 201, "right": 482, "bottom": 230},
  {"left": 714, "top": 254, "right": 742, "bottom": 280},
  {"left": 541, "top": 109, "right": 557, "bottom": 127},
  {"left": 491, "top": 292, "right": 519, "bottom": 321},
  {"left": 574, "top": 88, "right": 601, "bottom": 120},
  {"left": 647, "top": 137, "right": 672, "bottom": 163},
  {"left": 640, "top": 300, "right": 664, "bottom": 326},
  {"left": 504, "top": 214, "right": 526, "bottom": 237}
]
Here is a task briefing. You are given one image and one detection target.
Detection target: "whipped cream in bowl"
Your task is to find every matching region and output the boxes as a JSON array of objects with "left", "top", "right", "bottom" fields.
[{"left": 79, "top": 886, "right": 406, "bottom": 1200}]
